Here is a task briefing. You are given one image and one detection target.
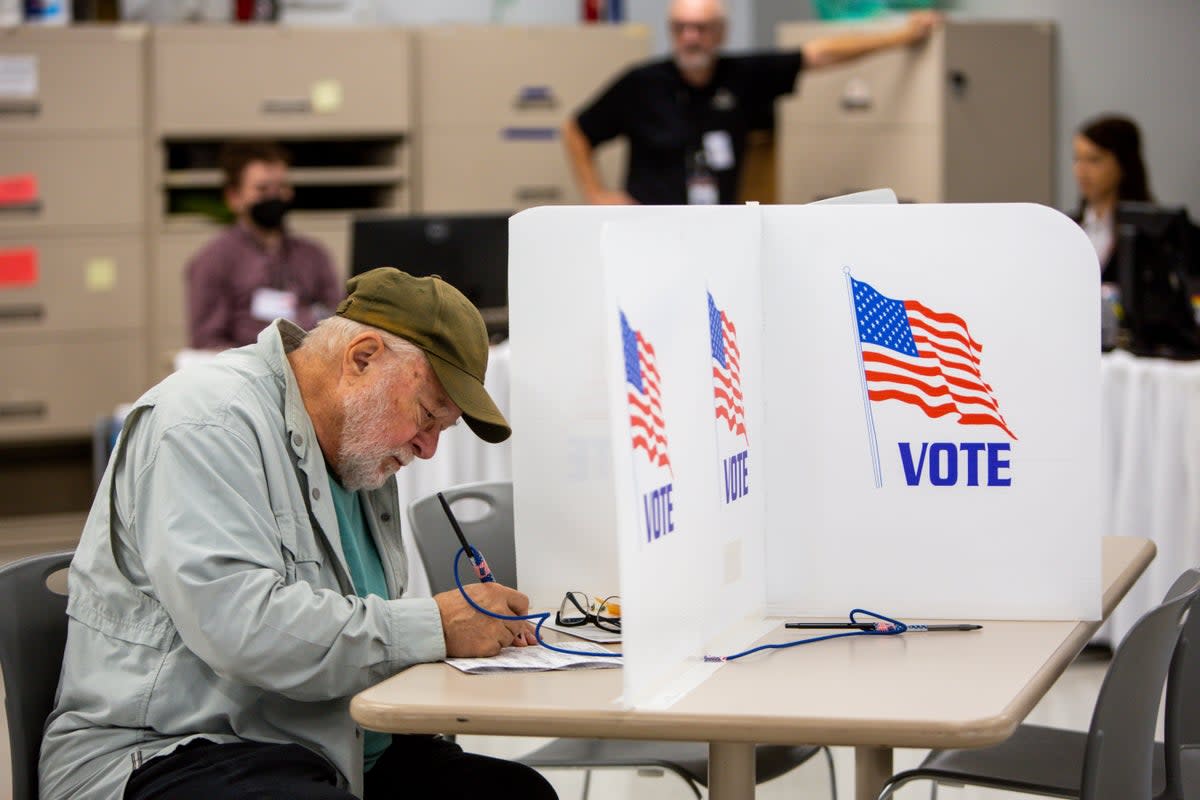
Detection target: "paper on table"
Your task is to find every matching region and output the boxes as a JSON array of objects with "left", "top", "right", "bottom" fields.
[{"left": 445, "top": 641, "right": 621, "bottom": 674}]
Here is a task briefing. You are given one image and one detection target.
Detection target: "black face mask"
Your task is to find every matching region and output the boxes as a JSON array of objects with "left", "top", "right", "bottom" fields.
[{"left": 248, "top": 197, "right": 291, "bottom": 231}]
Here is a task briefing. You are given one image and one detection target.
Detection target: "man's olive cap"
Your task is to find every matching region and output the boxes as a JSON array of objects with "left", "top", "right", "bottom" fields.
[{"left": 336, "top": 267, "right": 511, "bottom": 443}]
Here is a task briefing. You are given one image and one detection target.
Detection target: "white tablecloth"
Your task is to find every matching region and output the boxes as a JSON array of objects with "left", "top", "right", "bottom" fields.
[
  {"left": 1097, "top": 350, "right": 1200, "bottom": 645},
  {"left": 395, "top": 341, "right": 513, "bottom": 597}
]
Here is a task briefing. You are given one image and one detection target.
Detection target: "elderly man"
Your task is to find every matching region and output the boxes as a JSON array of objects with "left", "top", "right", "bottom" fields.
[
  {"left": 563, "top": 0, "right": 941, "bottom": 205},
  {"left": 40, "top": 269, "right": 555, "bottom": 800}
]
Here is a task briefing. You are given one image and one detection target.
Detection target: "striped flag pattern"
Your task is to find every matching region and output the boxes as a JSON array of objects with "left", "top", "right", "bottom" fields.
[
  {"left": 621, "top": 311, "right": 672, "bottom": 471},
  {"left": 851, "top": 278, "right": 1017, "bottom": 440},
  {"left": 708, "top": 292, "right": 748, "bottom": 443}
]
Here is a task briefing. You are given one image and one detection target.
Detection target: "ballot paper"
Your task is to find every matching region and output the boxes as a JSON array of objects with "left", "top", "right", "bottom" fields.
[{"left": 445, "top": 641, "right": 621, "bottom": 674}]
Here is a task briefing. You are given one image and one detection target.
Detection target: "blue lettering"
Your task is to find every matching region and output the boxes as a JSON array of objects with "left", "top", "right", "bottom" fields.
[
  {"left": 987, "top": 443, "right": 1011, "bottom": 486},
  {"left": 722, "top": 450, "right": 750, "bottom": 503},
  {"left": 898, "top": 442, "right": 928, "bottom": 486},
  {"left": 929, "top": 442, "right": 958, "bottom": 486},
  {"left": 960, "top": 442, "right": 984, "bottom": 486},
  {"left": 642, "top": 483, "right": 675, "bottom": 541},
  {"left": 896, "top": 442, "right": 1012, "bottom": 487}
]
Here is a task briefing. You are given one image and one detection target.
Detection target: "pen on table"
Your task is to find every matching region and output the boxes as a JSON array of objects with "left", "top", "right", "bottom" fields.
[
  {"left": 437, "top": 492, "right": 494, "bottom": 583},
  {"left": 784, "top": 622, "right": 983, "bottom": 632}
]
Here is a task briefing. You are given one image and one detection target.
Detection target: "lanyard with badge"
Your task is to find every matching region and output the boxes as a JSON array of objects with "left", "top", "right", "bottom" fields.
[{"left": 685, "top": 87, "right": 735, "bottom": 206}]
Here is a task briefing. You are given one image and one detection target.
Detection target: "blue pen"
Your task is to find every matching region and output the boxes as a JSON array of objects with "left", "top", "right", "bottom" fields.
[{"left": 437, "top": 492, "right": 494, "bottom": 583}]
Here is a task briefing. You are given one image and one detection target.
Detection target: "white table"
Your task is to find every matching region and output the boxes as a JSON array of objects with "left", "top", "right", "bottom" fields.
[{"left": 1099, "top": 350, "right": 1200, "bottom": 645}]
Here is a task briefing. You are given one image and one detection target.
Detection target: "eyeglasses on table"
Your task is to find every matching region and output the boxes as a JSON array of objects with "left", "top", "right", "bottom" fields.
[{"left": 556, "top": 591, "right": 621, "bottom": 633}]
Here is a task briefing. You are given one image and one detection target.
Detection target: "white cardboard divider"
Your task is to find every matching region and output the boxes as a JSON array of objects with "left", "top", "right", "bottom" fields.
[
  {"left": 509, "top": 206, "right": 713, "bottom": 610},
  {"left": 601, "top": 214, "right": 767, "bottom": 707},
  {"left": 509, "top": 203, "right": 1100, "bottom": 708},
  {"left": 760, "top": 204, "right": 1100, "bottom": 620}
]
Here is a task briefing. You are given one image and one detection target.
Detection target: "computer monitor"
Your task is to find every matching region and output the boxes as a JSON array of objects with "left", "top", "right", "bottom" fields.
[
  {"left": 350, "top": 212, "right": 512, "bottom": 337},
  {"left": 1115, "top": 202, "right": 1200, "bottom": 359}
]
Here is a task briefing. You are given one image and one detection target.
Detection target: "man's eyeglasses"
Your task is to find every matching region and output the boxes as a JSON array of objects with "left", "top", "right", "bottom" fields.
[{"left": 556, "top": 592, "right": 621, "bottom": 633}]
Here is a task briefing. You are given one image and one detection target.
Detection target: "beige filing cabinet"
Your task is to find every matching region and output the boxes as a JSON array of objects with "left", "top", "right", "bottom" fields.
[
  {"left": 148, "top": 26, "right": 412, "bottom": 378},
  {"left": 0, "top": 26, "right": 149, "bottom": 552},
  {"left": 0, "top": 26, "right": 149, "bottom": 442},
  {"left": 414, "top": 25, "right": 650, "bottom": 212},
  {"left": 777, "top": 20, "right": 1055, "bottom": 204}
]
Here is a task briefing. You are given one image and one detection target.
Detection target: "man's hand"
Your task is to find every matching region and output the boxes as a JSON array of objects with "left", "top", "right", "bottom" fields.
[
  {"left": 435, "top": 583, "right": 538, "bottom": 658},
  {"left": 587, "top": 188, "right": 637, "bottom": 205},
  {"left": 903, "top": 10, "right": 942, "bottom": 45}
]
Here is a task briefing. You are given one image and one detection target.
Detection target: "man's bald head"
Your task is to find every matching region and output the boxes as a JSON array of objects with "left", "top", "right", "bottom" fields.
[
  {"left": 669, "top": 0, "right": 725, "bottom": 19},
  {"left": 668, "top": 0, "right": 727, "bottom": 82}
]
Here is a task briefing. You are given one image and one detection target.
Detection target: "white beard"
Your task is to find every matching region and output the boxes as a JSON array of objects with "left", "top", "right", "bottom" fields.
[{"left": 336, "top": 381, "right": 415, "bottom": 491}]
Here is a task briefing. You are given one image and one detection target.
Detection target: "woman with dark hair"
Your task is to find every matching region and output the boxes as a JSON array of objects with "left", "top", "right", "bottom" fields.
[{"left": 1071, "top": 114, "right": 1153, "bottom": 281}]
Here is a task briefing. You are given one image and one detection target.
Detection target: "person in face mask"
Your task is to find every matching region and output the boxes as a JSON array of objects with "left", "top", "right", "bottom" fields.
[{"left": 186, "top": 140, "right": 343, "bottom": 350}]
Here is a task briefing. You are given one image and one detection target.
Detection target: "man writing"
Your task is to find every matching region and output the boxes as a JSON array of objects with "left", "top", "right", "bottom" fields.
[
  {"left": 41, "top": 269, "right": 555, "bottom": 799},
  {"left": 187, "top": 141, "right": 343, "bottom": 350},
  {"left": 563, "top": 0, "right": 941, "bottom": 205}
]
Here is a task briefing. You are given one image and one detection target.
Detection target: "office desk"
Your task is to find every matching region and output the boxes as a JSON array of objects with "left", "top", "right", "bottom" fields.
[{"left": 353, "top": 536, "right": 1153, "bottom": 800}]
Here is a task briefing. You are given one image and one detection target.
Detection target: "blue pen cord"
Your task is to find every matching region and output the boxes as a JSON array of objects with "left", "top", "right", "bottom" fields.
[
  {"left": 451, "top": 548, "right": 909, "bottom": 661},
  {"left": 703, "top": 609, "right": 909, "bottom": 662},
  {"left": 452, "top": 546, "right": 623, "bottom": 658}
]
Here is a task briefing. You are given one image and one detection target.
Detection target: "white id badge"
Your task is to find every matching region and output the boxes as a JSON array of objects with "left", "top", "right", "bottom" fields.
[
  {"left": 250, "top": 287, "right": 298, "bottom": 322},
  {"left": 686, "top": 176, "right": 720, "bottom": 205},
  {"left": 702, "top": 130, "right": 734, "bottom": 171}
]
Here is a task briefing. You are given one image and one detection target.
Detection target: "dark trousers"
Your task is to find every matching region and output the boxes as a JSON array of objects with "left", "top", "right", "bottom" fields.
[{"left": 124, "top": 735, "right": 558, "bottom": 800}]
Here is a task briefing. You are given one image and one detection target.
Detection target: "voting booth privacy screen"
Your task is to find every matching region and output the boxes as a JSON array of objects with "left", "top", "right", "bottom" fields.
[{"left": 509, "top": 203, "right": 1100, "bottom": 708}]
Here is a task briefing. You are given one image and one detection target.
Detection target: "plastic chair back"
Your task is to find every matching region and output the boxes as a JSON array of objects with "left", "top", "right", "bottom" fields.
[
  {"left": 1082, "top": 568, "right": 1200, "bottom": 800},
  {"left": 0, "top": 551, "right": 74, "bottom": 800},
  {"left": 407, "top": 481, "right": 517, "bottom": 592},
  {"left": 1161, "top": 569, "right": 1200, "bottom": 800}
]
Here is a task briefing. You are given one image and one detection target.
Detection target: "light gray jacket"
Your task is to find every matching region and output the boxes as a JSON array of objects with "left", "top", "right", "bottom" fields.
[{"left": 40, "top": 320, "right": 446, "bottom": 800}]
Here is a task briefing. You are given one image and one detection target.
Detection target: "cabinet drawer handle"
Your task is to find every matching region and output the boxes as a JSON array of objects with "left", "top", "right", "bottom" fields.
[
  {"left": 514, "top": 86, "right": 557, "bottom": 110},
  {"left": 260, "top": 97, "right": 313, "bottom": 114},
  {"left": 514, "top": 186, "right": 562, "bottom": 202},
  {"left": 0, "top": 304, "right": 45, "bottom": 321},
  {"left": 0, "top": 200, "right": 42, "bottom": 213},
  {"left": 0, "top": 401, "right": 46, "bottom": 419},
  {"left": 840, "top": 96, "right": 872, "bottom": 111},
  {"left": 0, "top": 100, "right": 41, "bottom": 116}
]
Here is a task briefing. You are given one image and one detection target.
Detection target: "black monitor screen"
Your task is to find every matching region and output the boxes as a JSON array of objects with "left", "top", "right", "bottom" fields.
[
  {"left": 1115, "top": 203, "right": 1200, "bottom": 359},
  {"left": 350, "top": 213, "right": 511, "bottom": 317}
]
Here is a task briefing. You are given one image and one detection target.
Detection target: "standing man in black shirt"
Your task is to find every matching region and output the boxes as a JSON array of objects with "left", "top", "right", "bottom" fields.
[{"left": 563, "top": 0, "right": 941, "bottom": 205}]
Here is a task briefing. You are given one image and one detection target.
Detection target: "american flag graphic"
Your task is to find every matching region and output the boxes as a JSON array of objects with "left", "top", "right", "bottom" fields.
[
  {"left": 621, "top": 311, "right": 672, "bottom": 471},
  {"left": 851, "top": 277, "right": 1017, "bottom": 440},
  {"left": 708, "top": 293, "right": 748, "bottom": 443}
]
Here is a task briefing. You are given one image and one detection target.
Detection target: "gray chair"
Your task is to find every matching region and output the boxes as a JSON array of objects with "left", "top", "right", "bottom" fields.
[
  {"left": 877, "top": 568, "right": 1200, "bottom": 800},
  {"left": 1161, "top": 578, "right": 1200, "bottom": 800},
  {"left": 0, "top": 551, "right": 73, "bottom": 800},
  {"left": 407, "top": 481, "right": 836, "bottom": 800}
]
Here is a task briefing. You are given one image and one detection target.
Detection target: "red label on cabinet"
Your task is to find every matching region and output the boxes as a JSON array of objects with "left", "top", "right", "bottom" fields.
[
  {"left": 0, "top": 248, "right": 38, "bottom": 288},
  {"left": 0, "top": 174, "right": 38, "bottom": 206}
]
